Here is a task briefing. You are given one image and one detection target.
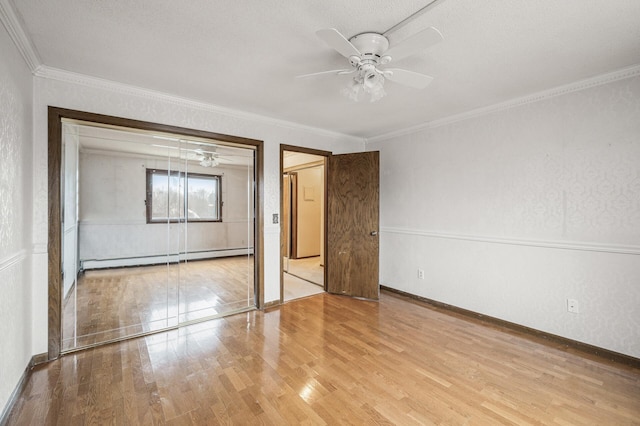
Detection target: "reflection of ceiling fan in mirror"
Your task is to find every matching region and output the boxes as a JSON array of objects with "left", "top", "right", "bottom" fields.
[
  {"left": 197, "top": 149, "right": 219, "bottom": 168},
  {"left": 194, "top": 148, "right": 229, "bottom": 167},
  {"left": 151, "top": 141, "right": 249, "bottom": 167}
]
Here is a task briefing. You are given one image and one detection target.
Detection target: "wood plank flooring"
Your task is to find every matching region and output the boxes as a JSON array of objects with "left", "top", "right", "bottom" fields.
[
  {"left": 63, "top": 257, "right": 254, "bottom": 350},
  {"left": 7, "top": 291, "right": 640, "bottom": 425}
]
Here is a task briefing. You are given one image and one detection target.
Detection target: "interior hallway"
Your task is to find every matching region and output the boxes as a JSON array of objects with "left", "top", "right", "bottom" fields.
[
  {"left": 6, "top": 291, "right": 639, "bottom": 424},
  {"left": 283, "top": 256, "right": 324, "bottom": 301},
  {"left": 283, "top": 273, "right": 323, "bottom": 301},
  {"left": 285, "top": 256, "right": 324, "bottom": 286}
]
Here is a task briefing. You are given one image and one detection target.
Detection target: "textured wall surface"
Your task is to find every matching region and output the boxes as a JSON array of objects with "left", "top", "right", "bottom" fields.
[
  {"left": 31, "top": 69, "right": 364, "bottom": 354},
  {"left": 0, "top": 23, "right": 33, "bottom": 416},
  {"left": 369, "top": 75, "right": 640, "bottom": 357}
]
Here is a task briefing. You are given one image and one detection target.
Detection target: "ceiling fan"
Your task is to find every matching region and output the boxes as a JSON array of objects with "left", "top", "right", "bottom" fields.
[
  {"left": 198, "top": 150, "right": 219, "bottom": 168},
  {"left": 194, "top": 148, "right": 234, "bottom": 167},
  {"left": 297, "top": 27, "right": 443, "bottom": 102}
]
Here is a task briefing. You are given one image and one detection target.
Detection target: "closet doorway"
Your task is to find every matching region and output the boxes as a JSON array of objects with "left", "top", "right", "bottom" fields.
[
  {"left": 280, "top": 145, "right": 329, "bottom": 302},
  {"left": 48, "top": 108, "right": 263, "bottom": 358}
]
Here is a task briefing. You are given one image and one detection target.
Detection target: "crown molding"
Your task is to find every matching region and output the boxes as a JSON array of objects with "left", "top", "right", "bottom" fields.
[
  {"left": 367, "top": 63, "right": 640, "bottom": 144},
  {"left": 0, "top": 0, "right": 41, "bottom": 72},
  {"left": 34, "top": 66, "right": 364, "bottom": 144}
]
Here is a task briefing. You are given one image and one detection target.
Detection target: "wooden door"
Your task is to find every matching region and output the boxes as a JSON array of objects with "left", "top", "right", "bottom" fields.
[{"left": 327, "top": 151, "right": 379, "bottom": 300}]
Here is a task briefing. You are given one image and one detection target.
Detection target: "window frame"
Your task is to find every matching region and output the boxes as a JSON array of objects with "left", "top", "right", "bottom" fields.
[{"left": 145, "top": 168, "right": 222, "bottom": 223}]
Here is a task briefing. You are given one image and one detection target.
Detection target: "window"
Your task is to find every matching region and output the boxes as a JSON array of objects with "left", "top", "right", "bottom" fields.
[{"left": 146, "top": 169, "right": 221, "bottom": 223}]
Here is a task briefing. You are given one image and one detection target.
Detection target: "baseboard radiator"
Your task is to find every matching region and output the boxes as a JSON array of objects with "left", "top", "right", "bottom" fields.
[{"left": 80, "top": 247, "right": 253, "bottom": 270}]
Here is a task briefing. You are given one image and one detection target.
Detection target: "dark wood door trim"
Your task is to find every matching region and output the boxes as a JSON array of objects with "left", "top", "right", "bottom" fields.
[
  {"left": 47, "top": 107, "right": 264, "bottom": 360},
  {"left": 282, "top": 174, "right": 291, "bottom": 260},
  {"left": 289, "top": 172, "right": 298, "bottom": 259}
]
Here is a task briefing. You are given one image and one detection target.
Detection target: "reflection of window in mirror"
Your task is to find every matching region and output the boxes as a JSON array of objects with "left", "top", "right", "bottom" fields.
[{"left": 145, "top": 169, "right": 222, "bottom": 223}]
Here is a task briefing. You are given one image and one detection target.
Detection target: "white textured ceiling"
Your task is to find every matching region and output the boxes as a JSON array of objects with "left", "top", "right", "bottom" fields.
[{"left": 13, "top": 0, "right": 640, "bottom": 138}]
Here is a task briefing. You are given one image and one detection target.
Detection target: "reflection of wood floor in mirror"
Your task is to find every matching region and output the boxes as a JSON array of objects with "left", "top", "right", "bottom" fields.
[{"left": 62, "top": 256, "right": 254, "bottom": 351}]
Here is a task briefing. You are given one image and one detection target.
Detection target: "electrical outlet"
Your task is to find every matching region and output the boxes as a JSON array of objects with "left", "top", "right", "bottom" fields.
[
  {"left": 567, "top": 299, "right": 579, "bottom": 314},
  {"left": 272, "top": 213, "right": 279, "bottom": 224},
  {"left": 418, "top": 268, "right": 425, "bottom": 280}
]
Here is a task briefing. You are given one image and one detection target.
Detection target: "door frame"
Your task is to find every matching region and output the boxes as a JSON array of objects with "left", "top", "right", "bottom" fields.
[
  {"left": 286, "top": 171, "right": 298, "bottom": 259},
  {"left": 47, "top": 106, "right": 264, "bottom": 360},
  {"left": 279, "top": 144, "right": 331, "bottom": 304}
]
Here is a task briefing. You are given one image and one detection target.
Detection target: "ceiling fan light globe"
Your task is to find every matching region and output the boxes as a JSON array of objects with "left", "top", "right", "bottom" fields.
[
  {"left": 341, "top": 80, "right": 362, "bottom": 102},
  {"left": 363, "top": 71, "right": 379, "bottom": 88},
  {"left": 369, "top": 87, "right": 386, "bottom": 102}
]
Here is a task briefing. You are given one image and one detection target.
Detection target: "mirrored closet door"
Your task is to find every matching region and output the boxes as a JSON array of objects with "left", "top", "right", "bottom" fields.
[{"left": 60, "top": 121, "right": 255, "bottom": 351}]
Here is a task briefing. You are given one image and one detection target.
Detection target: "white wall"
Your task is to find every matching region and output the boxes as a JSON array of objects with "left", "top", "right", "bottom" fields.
[
  {"left": 30, "top": 68, "right": 364, "bottom": 355},
  {"left": 295, "top": 166, "right": 322, "bottom": 258},
  {"left": 78, "top": 150, "right": 253, "bottom": 266},
  {"left": 0, "top": 21, "right": 33, "bottom": 416},
  {"left": 368, "top": 74, "right": 640, "bottom": 358}
]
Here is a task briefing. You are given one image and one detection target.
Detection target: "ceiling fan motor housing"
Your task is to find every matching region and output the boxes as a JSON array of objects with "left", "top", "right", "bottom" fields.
[{"left": 349, "top": 33, "right": 389, "bottom": 63}]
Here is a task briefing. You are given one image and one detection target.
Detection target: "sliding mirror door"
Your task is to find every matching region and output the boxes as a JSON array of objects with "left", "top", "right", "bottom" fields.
[
  {"left": 173, "top": 139, "right": 255, "bottom": 324},
  {"left": 61, "top": 122, "right": 178, "bottom": 350},
  {"left": 61, "top": 120, "right": 256, "bottom": 352}
]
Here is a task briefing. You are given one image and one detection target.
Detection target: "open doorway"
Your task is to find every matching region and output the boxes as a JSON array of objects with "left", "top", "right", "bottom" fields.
[{"left": 280, "top": 146, "right": 330, "bottom": 302}]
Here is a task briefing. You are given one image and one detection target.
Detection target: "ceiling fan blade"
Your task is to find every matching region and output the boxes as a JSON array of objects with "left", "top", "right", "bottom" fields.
[
  {"left": 316, "top": 28, "right": 361, "bottom": 58},
  {"left": 384, "top": 68, "right": 434, "bottom": 89},
  {"left": 296, "top": 69, "right": 354, "bottom": 79},
  {"left": 384, "top": 27, "right": 443, "bottom": 62}
]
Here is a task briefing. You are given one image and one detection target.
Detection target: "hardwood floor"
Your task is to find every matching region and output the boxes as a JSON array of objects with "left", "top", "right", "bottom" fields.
[
  {"left": 7, "top": 291, "right": 640, "bottom": 425},
  {"left": 63, "top": 257, "right": 254, "bottom": 350}
]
